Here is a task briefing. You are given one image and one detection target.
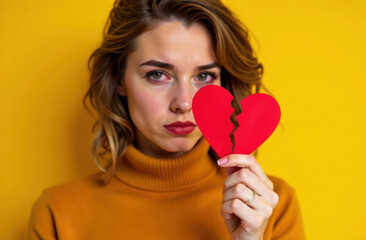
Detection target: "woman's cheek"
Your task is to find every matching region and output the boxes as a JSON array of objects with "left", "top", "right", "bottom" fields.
[{"left": 135, "top": 91, "right": 166, "bottom": 118}]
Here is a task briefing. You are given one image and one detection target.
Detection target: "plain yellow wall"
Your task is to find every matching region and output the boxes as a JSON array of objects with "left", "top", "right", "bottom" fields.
[{"left": 1, "top": 0, "right": 365, "bottom": 239}]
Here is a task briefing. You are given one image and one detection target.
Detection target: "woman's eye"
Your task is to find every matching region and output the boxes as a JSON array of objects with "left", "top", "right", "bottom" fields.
[
  {"left": 145, "top": 70, "right": 170, "bottom": 82},
  {"left": 150, "top": 72, "right": 163, "bottom": 80},
  {"left": 195, "top": 72, "right": 217, "bottom": 82}
]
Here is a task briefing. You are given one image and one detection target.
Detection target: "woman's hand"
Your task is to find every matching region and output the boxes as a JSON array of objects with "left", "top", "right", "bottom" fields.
[{"left": 218, "top": 154, "right": 279, "bottom": 240}]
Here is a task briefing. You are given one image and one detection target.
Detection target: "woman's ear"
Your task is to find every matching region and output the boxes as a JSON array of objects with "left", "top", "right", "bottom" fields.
[{"left": 117, "top": 82, "right": 127, "bottom": 96}]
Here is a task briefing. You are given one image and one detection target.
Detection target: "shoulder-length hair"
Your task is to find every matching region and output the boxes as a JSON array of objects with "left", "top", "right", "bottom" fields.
[{"left": 83, "top": 0, "right": 266, "bottom": 184}]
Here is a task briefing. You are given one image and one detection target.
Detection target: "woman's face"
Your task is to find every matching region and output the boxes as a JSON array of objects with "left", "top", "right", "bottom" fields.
[{"left": 117, "top": 21, "right": 221, "bottom": 158}]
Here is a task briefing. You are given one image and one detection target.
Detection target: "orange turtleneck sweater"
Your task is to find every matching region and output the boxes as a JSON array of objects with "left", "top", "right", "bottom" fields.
[{"left": 25, "top": 138, "right": 305, "bottom": 239}]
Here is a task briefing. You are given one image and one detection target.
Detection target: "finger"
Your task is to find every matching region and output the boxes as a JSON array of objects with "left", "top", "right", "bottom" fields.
[
  {"left": 223, "top": 168, "right": 279, "bottom": 208},
  {"left": 221, "top": 199, "right": 265, "bottom": 230},
  {"left": 222, "top": 183, "right": 253, "bottom": 203},
  {"left": 222, "top": 184, "right": 275, "bottom": 218},
  {"left": 218, "top": 154, "right": 273, "bottom": 190}
]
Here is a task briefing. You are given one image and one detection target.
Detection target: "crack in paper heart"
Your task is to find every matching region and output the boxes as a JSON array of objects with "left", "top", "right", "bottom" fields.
[
  {"left": 192, "top": 85, "right": 281, "bottom": 158},
  {"left": 228, "top": 100, "right": 241, "bottom": 153}
]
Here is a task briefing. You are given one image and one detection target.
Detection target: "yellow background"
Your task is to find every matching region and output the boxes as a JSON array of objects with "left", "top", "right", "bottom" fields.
[{"left": 1, "top": 0, "right": 365, "bottom": 239}]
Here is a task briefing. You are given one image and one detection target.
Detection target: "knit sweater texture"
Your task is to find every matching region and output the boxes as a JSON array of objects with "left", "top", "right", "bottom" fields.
[{"left": 25, "top": 137, "right": 305, "bottom": 239}]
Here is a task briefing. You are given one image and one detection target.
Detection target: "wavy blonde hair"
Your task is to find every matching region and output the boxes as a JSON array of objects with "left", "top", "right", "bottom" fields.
[{"left": 83, "top": 0, "right": 267, "bottom": 184}]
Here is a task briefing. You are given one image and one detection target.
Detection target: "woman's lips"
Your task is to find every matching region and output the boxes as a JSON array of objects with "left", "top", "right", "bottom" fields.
[{"left": 164, "top": 121, "right": 197, "bottom": 135}]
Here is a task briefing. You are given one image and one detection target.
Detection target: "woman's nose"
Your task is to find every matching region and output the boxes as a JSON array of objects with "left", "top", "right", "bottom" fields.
[{"left": 170, "top": 83, "right": 194, "bottom": 114}]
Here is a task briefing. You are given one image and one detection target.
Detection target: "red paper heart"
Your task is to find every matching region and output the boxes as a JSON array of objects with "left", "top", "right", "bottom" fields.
[{"left": 192, "top": 85, "right": 281, "bottom": 158}]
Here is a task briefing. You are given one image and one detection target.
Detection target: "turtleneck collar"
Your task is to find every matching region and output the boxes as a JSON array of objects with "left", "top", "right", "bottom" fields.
[{"left": 114, "top": 137, "right": 218, "bottom": 191}]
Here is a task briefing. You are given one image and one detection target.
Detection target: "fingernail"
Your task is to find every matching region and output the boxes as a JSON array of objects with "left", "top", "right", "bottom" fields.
[{"left": 217, "top": 157, "right": 228, "bottom": 166}]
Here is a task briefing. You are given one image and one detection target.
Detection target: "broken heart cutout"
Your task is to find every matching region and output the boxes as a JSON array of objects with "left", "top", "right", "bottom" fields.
[{"left": 192, "top": 85, "right": 281, "bottom": 158}]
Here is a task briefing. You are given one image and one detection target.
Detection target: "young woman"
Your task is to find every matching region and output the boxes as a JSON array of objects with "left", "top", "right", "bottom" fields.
[{"left": 26, "top": 0, "right": 305, "bottom": 239}]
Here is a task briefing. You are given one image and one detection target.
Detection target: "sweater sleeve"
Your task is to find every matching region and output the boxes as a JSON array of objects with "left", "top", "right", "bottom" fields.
[
  {"left": 25, "top": 190, "right": 58, "bottom": 240},
  {"left": 271, "top": 180, "right": 305, "bottom": 240}
]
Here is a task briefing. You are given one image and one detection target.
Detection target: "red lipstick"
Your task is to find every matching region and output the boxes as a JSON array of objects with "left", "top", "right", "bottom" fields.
[{"left": 164, "top": 121, "right": 197, "bottom": 135}]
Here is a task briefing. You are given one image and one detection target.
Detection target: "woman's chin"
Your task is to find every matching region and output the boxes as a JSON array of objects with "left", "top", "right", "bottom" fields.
[
  {"left": 136, "top": 132, "right": 202, "bottom": 158},
  {"left": 159, "top": 138, "right": 199, "bottom": 156}
]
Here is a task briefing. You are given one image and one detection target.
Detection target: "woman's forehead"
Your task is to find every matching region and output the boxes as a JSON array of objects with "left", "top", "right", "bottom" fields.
[{"left": 130, "top": 21, "right": 217, "bottom": 67}]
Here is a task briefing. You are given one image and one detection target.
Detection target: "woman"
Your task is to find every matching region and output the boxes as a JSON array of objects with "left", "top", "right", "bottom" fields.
[{"left": 26, "top": 0, "right": 305, "bottom": 239}]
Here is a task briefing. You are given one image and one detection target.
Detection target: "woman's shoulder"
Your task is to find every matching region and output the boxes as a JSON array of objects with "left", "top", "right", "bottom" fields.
[
  {"left": 265, "top": 175, "right": 305, "bottom": 239},
  {"left": 37, "top": 172, "right": 105, "bottom": 207},
  {"left": 45, "top": 171, "right": 103, "bottom": 192},
  {"left": 267, "top": 174, "right": 299, "bottom": 209},
  {"left": 267, "top": 174, "right": 296, "bottom": 193},
  {"left": 26, "top": 172, "right": 105, "bottom": 238}
]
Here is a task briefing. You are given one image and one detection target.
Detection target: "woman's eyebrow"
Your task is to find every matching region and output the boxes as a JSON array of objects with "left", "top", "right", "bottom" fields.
[
  {"left": 139, "top": 60, "right": 219, "bottom": 70},
  {"left": 139, "top": 60, "right": 174, "bottom": 69},
  {"left": 196, "top": 62, "right": 219, "bottom": 71}
]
